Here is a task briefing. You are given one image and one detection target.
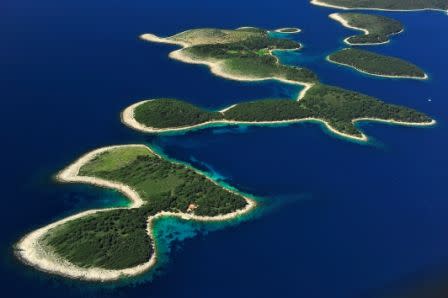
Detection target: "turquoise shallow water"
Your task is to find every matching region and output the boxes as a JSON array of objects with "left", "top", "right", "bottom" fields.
[{"left": 1, "top": 0, "right": 448, "bottom": 297}]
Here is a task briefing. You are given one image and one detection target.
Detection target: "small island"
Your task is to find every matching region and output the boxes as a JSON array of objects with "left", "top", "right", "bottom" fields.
[
  {"left": 327, "top": 48, "right": 427, "bottom": 79},
  {"left": 140, "top": 27, "right": 318, "bottom": 100},
  {"left": 15, "top": 145, "right": 255, "bottom": 281},
  {"left": 311, "top": 0, "right": 448, "bottom": 11},
  {"left": 273, "top": 27, "right": 302, "bottom": 33},
  {"left": 122, "top": 84, "right": 435, "bottom": 142},
  {"left": 329, "top": 13, "right": 403, "bottom": 45}
]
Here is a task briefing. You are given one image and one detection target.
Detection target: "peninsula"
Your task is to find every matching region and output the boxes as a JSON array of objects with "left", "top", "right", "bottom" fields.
[
  {"left": 15, "top": 145, "right": 255, "bottom": 281},
  {"left": 122, "top": 84, "right": 435, "bottom": 142},
  {"left": 310, "top": 0, "right": 448, "bottom": 11},
  {"left": 327, "top": 48, "right": 427, "bottom": 79},
  {"left": 329, "top": 13, "right": 403, "bottom": 45}
]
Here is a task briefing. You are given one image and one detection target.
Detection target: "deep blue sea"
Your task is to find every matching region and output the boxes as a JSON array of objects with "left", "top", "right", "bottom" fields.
[{"left": 1, "top": 0, "right": 447, "bottom": 297}]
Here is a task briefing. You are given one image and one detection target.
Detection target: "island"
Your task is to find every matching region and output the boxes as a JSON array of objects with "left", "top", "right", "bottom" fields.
[
  {"left": 122, "top": 84, "right": 435, "bottom": 142},
  {"left": 15, "top": 145, "right": 256, "bottom": 281},
  {"left": 136, "top": 27, "right": 435, "bottom": 141},
  {"left": 140, "top": 27, "right": 318, "bottom": 100},
  {"left": 273, "top": 27, "right": 302, "bottom": 33},
  {"left": 310, "top": 0, "right": 448, "bottom": 11},
  {"left": 15, "top": 25, "right": 437, "bottom": 281},
  {"left": 329, "top": 13, "right": 404, "bottom": 45},
  {"left": 327, "top": 48, "right": 427, "bottom": 79}
]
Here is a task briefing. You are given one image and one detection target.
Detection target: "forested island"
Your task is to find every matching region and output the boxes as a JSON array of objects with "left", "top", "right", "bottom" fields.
[
  {"left": 329, "top": 13, "right": 403, "bottom": 45},
  {"left": 140, "top": 27, "right": 318, "bottom": 89},
  {"left": 16, "top": 145, "right": 254, "bottom": 280},
  {"left": 311, "top": 0, "right": 448, "bottom": 11},
  {"left": 123, "top": 84, "right": 434, "bottom": 141},
  {"left": 328, "top": 48, "right": 427, "bottom": 79},
  {"left": 133, "top": 27, "right": 435, "bottom": 140}
]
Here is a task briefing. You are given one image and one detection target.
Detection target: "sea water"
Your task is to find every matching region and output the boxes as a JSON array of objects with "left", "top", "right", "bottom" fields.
[{"left": 1, "top": 0, "right": 447, "bottom": 297}]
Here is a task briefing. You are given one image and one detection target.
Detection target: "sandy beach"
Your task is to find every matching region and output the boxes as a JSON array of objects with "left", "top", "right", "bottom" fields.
[
  {"left": 219, "top": 104, "right": 237, "bottom": 113},
  {"left": 311, "top": 0, "right": 448, "bottom": 13},
  {"left": 326, "top": 55, "right": 429, "bottom": 80},
  {"left": 329, "top": 13, "right": 369, "bottom": 35},
  {"left": 15, "top": 145, "right": 256, "bottom": 281},
  {"left": 343, "top": 29, "right": 404, "bottom": 46}
]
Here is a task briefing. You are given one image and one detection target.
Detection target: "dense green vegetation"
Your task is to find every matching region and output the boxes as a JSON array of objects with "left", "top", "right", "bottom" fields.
[
  {"left": 132, "top": 84, "right": 432, "bottom": 138},
  {"left": 297, "top": 84, "right": 431, "bottom": 136},
  {"left": 43, "top": 208, "right": 152, "bottom": 270},
  {"left": 335, "top": 13, "right": 403, "bottom": 44},
  {"left": 166, "top": 27, "right": 318, "bottom": 83},
  {"left": 185, "top": 36, "right": 301, "bottom": 59},
  {"left": 80, "top": 152, "right": 246, "bottom": 215},
  {"left": 43, "top": 146, "right": 248, "bottom": 270},
  {"left": 311, "top": 0, "right": 448, "bottom": 10},
  {"left": 224, "top": 100, "right": 305, "bottom": 122},
  {"left": 183, "top": 35, "right": 317, "bottom": 83},
  {"left": 134, "top": 99, "right": 224, "bottom": 128},
  {"left": 168, "top": 28, "right": 267, "bottom": 46},
  {"left": 328, "top": 48, "right": 426, "bottom": 78},
  {"left": 225, "top": 84, "right": 431, "bottom": 136},
  {"left": 223, "top": 56, "right": 317, "bottom": 83}
]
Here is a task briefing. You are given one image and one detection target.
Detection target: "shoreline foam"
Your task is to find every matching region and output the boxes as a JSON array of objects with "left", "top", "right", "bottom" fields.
[{"left": 15, "top": 145, "right": 256, "bottom": 281}]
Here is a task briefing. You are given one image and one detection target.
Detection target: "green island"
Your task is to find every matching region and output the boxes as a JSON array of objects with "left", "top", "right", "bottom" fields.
[
  {"left": 329, "top": 13, "right": 403, "bottom": 45},
  {"left": 310, "top": 0, "right": 448, "bottom": 11},
  {"left": 141, "top": 27, "right": 318, "bottom": 85},
  {"left": 328, "top": 48, "right": 427, "bottom": 79},
  {"left": 126, "top": 83, "right": 433, "bottom": 140},
  {"left": 15, "top": 145, "right": 253, "bottom": 280},
  {"left": 133, "top": 26, "right": 435, "bottom": 141}
]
